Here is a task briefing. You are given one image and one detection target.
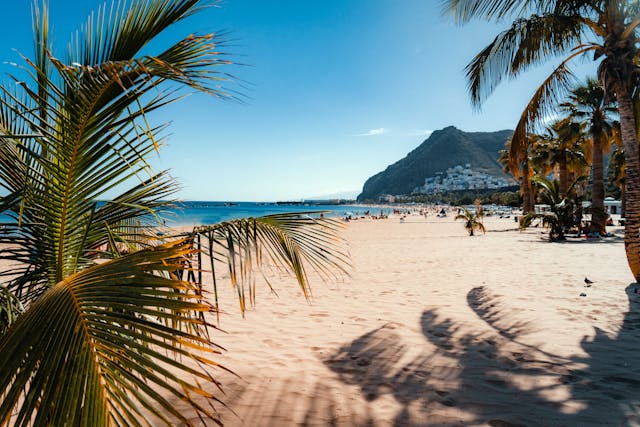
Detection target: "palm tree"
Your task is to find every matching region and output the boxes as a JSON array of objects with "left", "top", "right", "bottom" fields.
[
  {"left": 530, "top": 118, "right": 590, "bottom": 200},
  {"left": 455, "top": 205, "right": 486, "bottom": 236},
  {"left": 0, "top": 1, "right": 348, "bottom": 425},
  {"left": 443, "top": 0, "right": 640, "bottom": 280},
  {"left": 608, "top": 141, "right": 626, "bottom": 216},
  {"left": 549, "top": 117, "right": 589, "bottom": 197},
  {"left": 523, "top": 175, "right": 585, "bottom": 241},
  {"left": 501, "top": 135, "right": 536, "bottom": 213},
  {"left": 562, "top": 78, "right": 617, "bottom": 234}
]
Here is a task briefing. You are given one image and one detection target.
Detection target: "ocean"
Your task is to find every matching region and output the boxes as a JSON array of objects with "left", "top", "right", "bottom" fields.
[{"left": 162, "top": 201, "right": 388, "bottom": 227}]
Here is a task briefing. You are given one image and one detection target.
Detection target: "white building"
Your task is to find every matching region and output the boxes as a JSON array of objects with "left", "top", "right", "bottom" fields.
[
  {"left": 605, "top": 198, "right": 622, "bottom": 215},
  {"left": 414, "top": 164, "right": 515, "bottom": 194},
  {"left": 582, "top": 197, "right": 623, "bottom": 215}
]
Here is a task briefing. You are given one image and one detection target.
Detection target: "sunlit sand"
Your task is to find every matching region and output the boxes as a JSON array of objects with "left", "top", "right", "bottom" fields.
[{"left": 167, "top": 213, "right": 634, "bottom": 426}]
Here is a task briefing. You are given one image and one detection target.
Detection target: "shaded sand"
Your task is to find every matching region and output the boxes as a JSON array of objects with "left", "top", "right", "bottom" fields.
[{"left": 171, "top": 215, "right": 638, "bottom": 426}]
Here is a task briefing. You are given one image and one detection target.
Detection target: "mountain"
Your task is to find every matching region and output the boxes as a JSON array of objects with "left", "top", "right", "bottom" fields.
[{"left": 357, "top": 126, "right": 513, "bottom": 201}]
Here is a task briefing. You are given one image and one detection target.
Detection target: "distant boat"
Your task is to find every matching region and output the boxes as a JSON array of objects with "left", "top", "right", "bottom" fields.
[{"left": 224, "top": 202, "right": 238, "bottom": 207}]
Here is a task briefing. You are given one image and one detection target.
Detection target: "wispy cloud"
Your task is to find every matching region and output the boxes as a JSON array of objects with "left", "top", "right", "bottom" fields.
[
  {"left": 409, "top": 129, "right": 433, "bottom": 137},
  {"left": 355, "top": 128, "right": 386, "bottom": 137},
  {"left": 354, "top": 128, "right": 433, "bottom": 138}
]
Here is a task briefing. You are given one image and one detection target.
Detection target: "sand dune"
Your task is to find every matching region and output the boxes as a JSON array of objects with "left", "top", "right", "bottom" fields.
[{"left": 178, "top": 214, "right": 637, "bottom": 426}]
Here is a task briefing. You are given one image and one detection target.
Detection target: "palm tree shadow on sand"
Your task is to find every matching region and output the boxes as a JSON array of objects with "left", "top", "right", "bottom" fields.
[{"left": 325, "top": 284, "right": 640, "bottom": 426}]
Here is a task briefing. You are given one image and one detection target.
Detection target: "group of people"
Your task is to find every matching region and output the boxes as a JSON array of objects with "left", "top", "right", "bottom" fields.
[{"left": 343, "top": 209, "right": 389, "bottom": 222}]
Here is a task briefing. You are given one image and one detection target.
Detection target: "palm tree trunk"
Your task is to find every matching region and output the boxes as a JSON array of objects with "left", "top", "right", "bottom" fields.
[
  {"left": 589, "top": 132, "right": 606, "bottom": 235},
  {"left": 621, "top": 183, "right": 626, "bottom": 217},
  {"left": 522, "top": 175, "right": 531, "bottom": 214},
  {"left": 521, "top": 183, "right": 529, "bottom": 214},
  {"left": 528, "top": 176, "right": 535, "bottom": 212},
  {"left": 615, "top": 83, "right": 640, "bottom": 281},
  {"left": 559, "top": 153, "right": 568, "bottom": 198},
  {"left": 521, "top": 159, "right": 533, "bottom": 214}
]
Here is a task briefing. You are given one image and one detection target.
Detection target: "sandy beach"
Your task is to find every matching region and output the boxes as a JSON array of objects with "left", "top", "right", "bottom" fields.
[{"left": 169, "top": 213, "right": 637, "bottom": 426}]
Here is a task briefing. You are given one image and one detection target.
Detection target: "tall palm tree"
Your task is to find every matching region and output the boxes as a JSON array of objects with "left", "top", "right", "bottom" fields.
[
  {"left": 0, "top": 1, "right": 348, "bottom": 425},
  {"left": 529, "top": 131, "right": 557, "bottom": 176},
  {"left": 443, "top": 0, "right": 640, "bottom": 280},
  {"left": 609, "top": 142, "right": 626, "bottom": 216},
  {"left": 546, "top": 117, "right": 589, "bottom": 198},
  {"left": 562, "top": 78, "right": 617, "bottom": 234},
  {"left": 501, "top": 135, "right": 536, "bottom": 213}
]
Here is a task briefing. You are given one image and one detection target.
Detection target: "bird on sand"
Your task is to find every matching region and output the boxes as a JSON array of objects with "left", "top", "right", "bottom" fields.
[{"left": 584, "top": 277, "right": 594, "bottom": 287}]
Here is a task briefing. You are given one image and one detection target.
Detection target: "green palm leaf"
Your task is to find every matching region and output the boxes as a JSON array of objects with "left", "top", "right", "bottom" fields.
[
  {"left": 0, "top": 240, "right": 225, "bottom": 426},
  {"left": 0, "top": 0, "right": 233, "bottom": 300},
  {"left": 0, "top": 1, "right": 350, "bottom": 424},
  {"left": 465, "top": 13, "right": 584, "bottom": 107},
  {"left": 192, "top": 212, "right": 350, "bottom": 314},
  {"left": 443, "top": 0, "right": 543, "bottom": 23},
  {"left": 454, "top": 207, "right": 486, "bottom": 236}
]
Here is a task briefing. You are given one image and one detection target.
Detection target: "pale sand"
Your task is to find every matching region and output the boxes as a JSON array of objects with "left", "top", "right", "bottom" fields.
[{"left": 172, "top": 215, "right": 637, "bottom": 426}]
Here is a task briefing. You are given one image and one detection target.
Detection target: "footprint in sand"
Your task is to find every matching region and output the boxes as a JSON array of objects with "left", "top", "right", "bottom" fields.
[
  {"left": 439, "top": 398, "right": 456, "bottom": 407},
  {"left": 486, "top": 378, "right": 509, "bottom": 388},
  {"left": 356, "top": 358, "right": 371, "bottom": 367},
  {"left": 262, "top": 338, "right": 278, "bottom": 348},
  {"left": 511, "top": 352, "right": 525, "bottom": 361},
  {"left": 310, "top": 312, "right": 330, "bottom": 317},
  {"left": 477, "top": 349, "right": 495, "bottom": 359},
  {"left": 309, "top": 346, "right": 323, "bottom": 354},
  {"left": 559, "top": 373, "right": 581, "bottom": 385}
]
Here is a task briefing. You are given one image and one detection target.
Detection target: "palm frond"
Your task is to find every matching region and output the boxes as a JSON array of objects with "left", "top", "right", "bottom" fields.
[
  {"left": 0, "top": 0, "right": 234, "bottom": 297},
  {"left": 454, "top": 207, "right": 485, "bottom": 235},
  {"left": 0, "top": 286, "right": 24, "bottom": 335},
  {"left": 0, "top": 239, "right": 225, "bottom": 427},
  {"left": 465, "top": 13, "right": 585, "bottom": 107},
  {"left": 0, "top": 2, "right": 352, "bottom": 425},
  {"left": 532, "top": 174, "right": 559, "bottom": 203},
  {"left": 441, "top": 0, "right": 550, "bottom": 23},
  {"left": 508, "top": 55, "right": 583, "bottom": 169},
  {"left": 192, "top": 212, "right": 350, "bottom": 315}
]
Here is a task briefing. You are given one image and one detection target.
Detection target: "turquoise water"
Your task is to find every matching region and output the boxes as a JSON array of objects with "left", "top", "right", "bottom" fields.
[
  {"left": 162, "top": 202, "right": 388, "bottom": 226},
  {"left": 0, "top": 202, "right": 388, "bottom": 228}
]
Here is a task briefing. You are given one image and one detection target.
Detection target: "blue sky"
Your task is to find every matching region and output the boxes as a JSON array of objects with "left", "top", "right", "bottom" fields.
[{"left": 0, "top": 1, "right": 595, "bottom": 201}]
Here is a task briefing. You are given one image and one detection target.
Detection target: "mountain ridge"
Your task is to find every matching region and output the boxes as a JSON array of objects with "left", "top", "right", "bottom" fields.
[{"left": 357, "top": 126, "right": 513, "bottom": 201}]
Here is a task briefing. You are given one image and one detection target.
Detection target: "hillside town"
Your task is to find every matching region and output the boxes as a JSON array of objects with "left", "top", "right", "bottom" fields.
[{"left": 414, "top": 164, "right": 515, "bottom": 194}]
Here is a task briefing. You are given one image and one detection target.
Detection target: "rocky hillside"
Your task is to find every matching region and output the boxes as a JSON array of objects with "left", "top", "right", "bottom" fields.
[{"left": 357, "top": 126, "right": 513, "bottom": 201}]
